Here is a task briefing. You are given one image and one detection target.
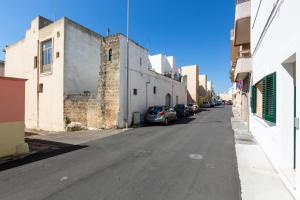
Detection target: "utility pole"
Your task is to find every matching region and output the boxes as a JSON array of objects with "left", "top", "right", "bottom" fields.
[{"left": 125, "top": 0, "right": 130, "bottom": 129}]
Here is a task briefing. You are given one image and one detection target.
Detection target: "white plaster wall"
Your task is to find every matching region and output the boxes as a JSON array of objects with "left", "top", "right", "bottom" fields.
[
  {"left": 199, "top": 74, "right": 207, "bottom": 91},
  {"left": 250, "top": 0, "right": 300, "bottom": 194},
  {"left": 149, "top": 54, "right": 173, "bottom": 77},
  {"left": 296, "top": 42, "right": 300, "bottom": 200},
  {"left": 119, "top": 36, "right": 187, "bottom": 127},
  {"left": 149, "top": 54, "right": 162, "bottom": 74},
  {"left": 181, "top": 65, "right": 199, "bottom": 104},
  {"left": 64, "top": 20, "right": 101, "bottom": 94},
  {"left": 207, "top": 81, "right": 212, "bottom": 91},
  {"left": 5, "top": 17, "right": 65, "bottom": 131}
]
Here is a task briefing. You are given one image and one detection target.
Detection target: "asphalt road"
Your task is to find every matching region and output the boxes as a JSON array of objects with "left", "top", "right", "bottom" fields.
[{"left": 0, "top": 106, "right": 241, "bottom": 200}]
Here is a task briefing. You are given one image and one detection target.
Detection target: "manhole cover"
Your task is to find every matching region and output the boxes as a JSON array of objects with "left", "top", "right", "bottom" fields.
[{"left": 189, "top": 154, "right": 203, "bottom": 160}]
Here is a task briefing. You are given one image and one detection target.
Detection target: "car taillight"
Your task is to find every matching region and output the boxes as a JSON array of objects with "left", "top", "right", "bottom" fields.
[{"left": 159, "top": 111, "right": 166, "bottom": 116}]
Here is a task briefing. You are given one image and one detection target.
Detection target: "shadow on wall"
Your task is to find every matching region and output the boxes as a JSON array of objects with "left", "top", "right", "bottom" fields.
[
  {"left": 187, "top": 91, "right": 194, "bottom": 103},
  {"left": 0, "top": 139, "right": 87, "bottom": 171}
]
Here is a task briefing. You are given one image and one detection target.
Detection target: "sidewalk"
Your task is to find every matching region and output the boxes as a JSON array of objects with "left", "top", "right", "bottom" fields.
[
  {"left": 231, "top": 109, "right": 295, "bottom": 200},
  {"left": 26, "top": 129, "right": 126, "bottom": 145}
]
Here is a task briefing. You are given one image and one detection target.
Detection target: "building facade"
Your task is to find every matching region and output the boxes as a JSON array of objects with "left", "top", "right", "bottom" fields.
[
  {"left": 198, "top": 74, "right": 209, "bottom": 105},
  {"left": 181, "top": 65, "right": 199, "bottom": 105},
  {"left": 4, "top": 16, "right": 187, "bottom": 131},
  {"left": 230, "top": 0, "right": 252, "bottom": 124},
  {"left": 5, "top": 16, "right": 101, "bottom": 131},
  {"left": 249, "top": 0, "right": 300, "bottom": 197}
]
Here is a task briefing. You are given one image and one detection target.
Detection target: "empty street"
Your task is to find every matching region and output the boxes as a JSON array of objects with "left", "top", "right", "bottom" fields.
[{"left": 0, "top": 106, "right": 241, "bottom": 200}]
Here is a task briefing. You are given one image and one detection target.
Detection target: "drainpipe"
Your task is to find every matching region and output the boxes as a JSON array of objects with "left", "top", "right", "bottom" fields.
[
  {"left": 37, "top": 40, "right": 40, "bottom": 129},
  {"left": 146, "top": 81, "right": 150, "bottom": 108}
]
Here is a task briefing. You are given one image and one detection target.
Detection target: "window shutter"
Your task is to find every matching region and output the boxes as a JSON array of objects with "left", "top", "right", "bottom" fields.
[
  {"left": 263, "top": 73, "right": 276, "bottom": 123},
  {"left": 251, "top": 85, "right": 257, "bottom": 113}
]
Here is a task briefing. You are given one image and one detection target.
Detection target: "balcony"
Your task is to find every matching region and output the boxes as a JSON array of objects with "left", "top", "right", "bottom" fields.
[
  {"left": 234, "top": 0, "right": 251, "bottom": 46},
  {"left": 234, "top": 57, "right": 252, "bottom": 81}
]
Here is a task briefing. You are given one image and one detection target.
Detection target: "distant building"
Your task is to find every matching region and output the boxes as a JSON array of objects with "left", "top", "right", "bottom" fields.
[
  {"left": 149, "top": 54, "right": 180, "bottom": 81},
  {"left": 4, "top": 16, "right": 187, "bottom": 131},
  {"left": 198, "top": 74, "right": 209, "bottom": 105},
  {"left": 0, "top": 60, "right": 4, "bottom": 76},
  {"left": 207, "top": 80, "right": 216, "bottom": 102},
  {"left": 181, "top": 65, "right": 199, "bottom": 104},
  {"left": 219, "top": 92, "right": 230, "bottom": 101}
]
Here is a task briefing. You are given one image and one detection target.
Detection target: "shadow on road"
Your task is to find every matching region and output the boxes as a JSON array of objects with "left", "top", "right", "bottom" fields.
[{"left": 0, "top": 139, "right": 87, "bottom": 172}]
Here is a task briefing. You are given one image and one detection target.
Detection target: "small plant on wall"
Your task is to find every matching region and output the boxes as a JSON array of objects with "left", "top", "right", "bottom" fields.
[{"left": 64, "top": 116, "right": 71, "bottom": 128}]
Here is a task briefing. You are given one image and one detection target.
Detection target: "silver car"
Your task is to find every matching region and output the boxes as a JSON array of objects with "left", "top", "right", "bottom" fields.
[
  {"left": 145, "top": 106, "right": 177, "bottom": 125},
  {"left": 202, "top": 101, "right": 211, "bottom": 108}
]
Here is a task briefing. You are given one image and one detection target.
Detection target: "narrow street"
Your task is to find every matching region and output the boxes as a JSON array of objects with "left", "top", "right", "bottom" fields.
[{"left": 0, "top": 106, "right": 241, "bottom": 200}]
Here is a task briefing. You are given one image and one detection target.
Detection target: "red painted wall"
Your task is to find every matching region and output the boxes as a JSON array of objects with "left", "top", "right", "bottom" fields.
[{"left": 0, "top": 77, "right": 26, "bottom": 123}]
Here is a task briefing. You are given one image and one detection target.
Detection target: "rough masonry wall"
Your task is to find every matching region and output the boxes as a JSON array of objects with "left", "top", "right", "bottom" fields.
[
  {"left": 64, "top": 94, "right": 89, "bottom": 126},
  {"left": 96, "top": 35, "right": 120, "bottom": 128}
]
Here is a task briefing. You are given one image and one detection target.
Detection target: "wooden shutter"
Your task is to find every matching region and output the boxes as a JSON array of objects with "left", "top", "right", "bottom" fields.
[
  {"left": 263, "top": 73, "right": 276, "bottom": 123},
  {"left": 251, "top": 85, "right": 257, "bottom": 113}
]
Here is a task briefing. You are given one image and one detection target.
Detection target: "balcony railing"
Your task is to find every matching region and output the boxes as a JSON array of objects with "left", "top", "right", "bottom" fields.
[{"left": 236, "top": 0, "right": 250, "bottom": 5}]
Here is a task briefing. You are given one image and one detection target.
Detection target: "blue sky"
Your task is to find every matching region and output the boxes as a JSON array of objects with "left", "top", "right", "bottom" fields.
[{"left": 0, "top": 0, "right": 234, "bottom": 93}]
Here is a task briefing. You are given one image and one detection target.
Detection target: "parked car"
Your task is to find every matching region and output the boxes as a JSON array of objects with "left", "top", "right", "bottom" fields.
[
  {"left": 216, "top": 100, "right": 222, "bottom": 106},
  {"left": 145, "top": 106, "right": 177, "bottom": 125},
  {"left": 174, "top": 104, "right": 189, "bottom": 117},
  {"left": 226, "top": 100, "right": 233, "bottom": 105},
  {"left": 202, "top": 101, "right": 211, "bottom": 108},
  {"left": 188, "top": 103, "right": 199, "bottom": 114},
  {"left": 210, "top": 101, "right": 215, "bottom": 107}
]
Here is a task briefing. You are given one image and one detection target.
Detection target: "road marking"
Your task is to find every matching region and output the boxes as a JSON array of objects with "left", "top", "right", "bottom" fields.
[{"left": 189, "top": 154, "right": 203, "bottom": 160}]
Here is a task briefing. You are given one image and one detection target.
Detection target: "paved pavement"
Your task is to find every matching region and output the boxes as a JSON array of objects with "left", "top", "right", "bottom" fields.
[
  {"left": 27, "top": 129, "right": 125, "bottom": 145},
  {"left": 0, "top": 106, "right": 241, "bottom": 200},
  {"left": 232, "top": 110, "right": 295, "bottom": 200}
]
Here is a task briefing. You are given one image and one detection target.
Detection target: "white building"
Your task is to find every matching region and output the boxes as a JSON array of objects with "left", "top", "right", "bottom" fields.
[
  {"left": 4, "top": 16, "right": 187, "bottom": 131},
  {"left": 250, "top": 0, "right": 300, "bottom": 197},
  {"left": 149, "top": 54, "right": 179, "bottom": 80},
  {"left": 5, "top": 16, "right": 101, "bottom": 131},
  {"left": 181, "top": 65, "right": 199, "bottom": 104}
]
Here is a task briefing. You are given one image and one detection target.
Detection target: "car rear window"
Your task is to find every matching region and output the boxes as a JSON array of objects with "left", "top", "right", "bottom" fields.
[
  {"left": 175, "top": 104, "right": 184, "bottom": 108},
  {"left": 147, "top": 106, "right": 163, "bottom": 114}
]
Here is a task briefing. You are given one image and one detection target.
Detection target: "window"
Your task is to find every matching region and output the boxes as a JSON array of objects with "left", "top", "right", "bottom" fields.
[
  {"left": 251, "top": 72, "right": 276, "bottom": 123},
  {"left": 56, "top": 52, "right": 60, "bottom": 58},
  {"left": 153, "top": 86, "right": 156, "bottom": 94},
  {"left": 140, "top": 57, "right": 142, "bottom": 66},
  {"left": 108, "top": 49, "right": 113, "bottom": 61},
  {"left": 133, "top": 88, "right": 138, "bottom": 95},
  {"left": 41, "top": 39, "right": 52, "bottom": 73}
]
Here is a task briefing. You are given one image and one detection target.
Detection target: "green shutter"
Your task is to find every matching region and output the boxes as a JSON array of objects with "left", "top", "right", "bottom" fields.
[
  {"left": 263, "top": 73, "right": 276, "bottom": 123},
  {"left": 251, "top": 85, "right": 257, "bottom": 113}
]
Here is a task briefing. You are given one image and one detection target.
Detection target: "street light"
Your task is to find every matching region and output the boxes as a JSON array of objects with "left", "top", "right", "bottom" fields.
[{"left": 125, "top": 0, "right": 130, "bottom": 129}]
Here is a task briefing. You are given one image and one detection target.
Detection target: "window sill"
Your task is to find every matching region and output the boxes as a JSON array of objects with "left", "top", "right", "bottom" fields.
[
  {"left": 40, "top": 71, "right": 53, "bottom": 76},
  {"left": 252, "top": 114, "right": 276, "bottom": 127}
]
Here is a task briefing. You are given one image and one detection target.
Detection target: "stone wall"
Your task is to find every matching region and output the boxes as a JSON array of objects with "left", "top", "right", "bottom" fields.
[
  {"left": 97, "top": 35, "right": 121, "bottom": 128},
  {"left": 64, "top": 94, "right": 90, "bottom": 126}
]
